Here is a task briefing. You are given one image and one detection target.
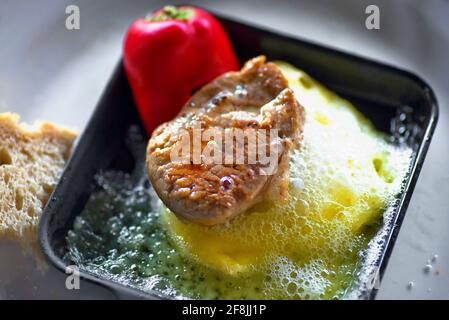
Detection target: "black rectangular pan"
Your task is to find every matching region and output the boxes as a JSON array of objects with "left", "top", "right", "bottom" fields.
[{"left": 39, "top": 10, "right": 438, "bottom": 300}]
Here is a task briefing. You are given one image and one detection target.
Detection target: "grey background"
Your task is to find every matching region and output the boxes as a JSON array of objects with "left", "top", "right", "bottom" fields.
[{"left": 0, "top": 0, "right": 448, "bottom": 299}]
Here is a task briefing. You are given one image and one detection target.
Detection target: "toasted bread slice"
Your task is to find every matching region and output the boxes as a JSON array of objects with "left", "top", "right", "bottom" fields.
[{"left": 0, "top": 113, "right": 77, "bottom": 254}]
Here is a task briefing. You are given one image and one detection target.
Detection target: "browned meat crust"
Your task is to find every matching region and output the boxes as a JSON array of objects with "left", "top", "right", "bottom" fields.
[{"left": 147, "top": 56, "right": 305, "bottom": 225}]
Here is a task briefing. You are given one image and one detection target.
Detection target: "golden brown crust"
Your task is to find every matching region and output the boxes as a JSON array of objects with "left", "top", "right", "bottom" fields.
[{"left": 147, "top": 57, "right": 305, "bottom": 225}]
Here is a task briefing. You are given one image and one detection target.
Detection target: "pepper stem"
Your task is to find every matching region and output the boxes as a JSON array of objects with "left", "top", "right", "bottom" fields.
[{"left": 147, "top": 6, "right": 193, "bottom": 21}]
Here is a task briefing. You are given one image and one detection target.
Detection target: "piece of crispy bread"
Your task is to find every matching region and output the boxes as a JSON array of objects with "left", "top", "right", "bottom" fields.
[{"left": 0, "top": 113, "right": 77, "bottom": 254}]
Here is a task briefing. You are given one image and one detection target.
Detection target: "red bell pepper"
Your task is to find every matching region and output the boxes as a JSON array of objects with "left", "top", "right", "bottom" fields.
[{"left": 123, "top": 6, "right": 239, "bottom": 134}]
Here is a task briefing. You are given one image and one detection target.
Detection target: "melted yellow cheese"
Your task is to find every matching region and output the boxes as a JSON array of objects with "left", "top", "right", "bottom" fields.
[{"left": 161, "top": 62, "right": 411, "bottom": 299}]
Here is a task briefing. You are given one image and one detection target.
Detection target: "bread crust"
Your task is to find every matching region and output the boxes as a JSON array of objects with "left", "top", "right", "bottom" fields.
[{"left": 0, "top": 113, "right": 77, "bottom": 258}]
